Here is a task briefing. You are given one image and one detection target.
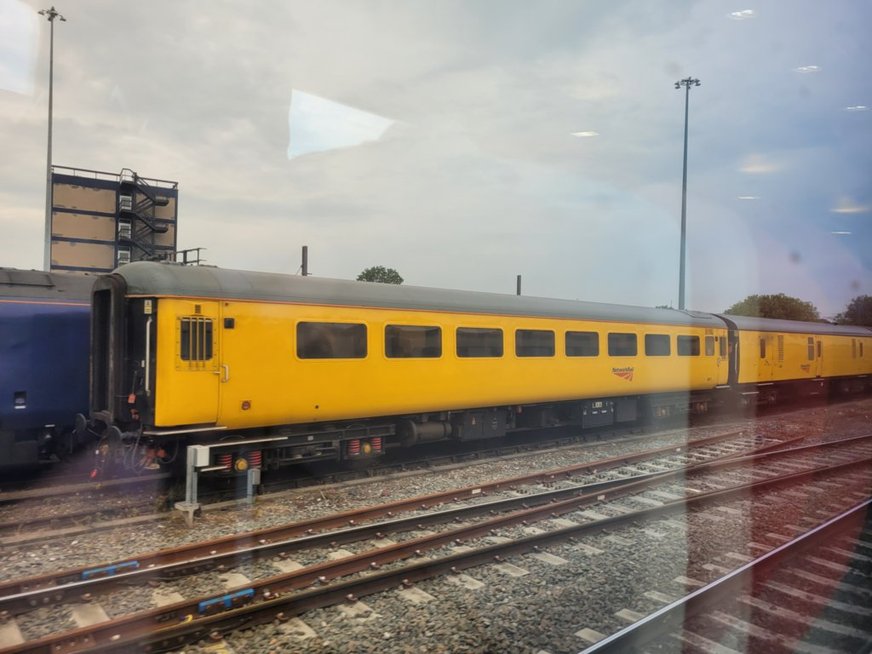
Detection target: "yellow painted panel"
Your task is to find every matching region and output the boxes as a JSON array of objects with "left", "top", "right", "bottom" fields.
[
  {"left": 154, "top": 298, "right": 220, "bottom": 426},
  {"left": 207, "top": 301, "right": 727, "bottom": 430}
]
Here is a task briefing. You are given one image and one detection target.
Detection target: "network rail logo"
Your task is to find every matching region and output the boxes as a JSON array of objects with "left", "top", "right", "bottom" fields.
[{"left": 612, "top": 367, "right": 634, "bottom": 381}]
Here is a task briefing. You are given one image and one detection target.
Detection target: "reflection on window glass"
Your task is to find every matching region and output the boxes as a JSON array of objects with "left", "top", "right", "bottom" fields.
[
  {"left": 385, "top": 325, "right": 441, "bottom": 358},
  {"left": 566, "top": 331, "right": 598, "bottom": 357},
  {"left": 678, "top": 335, "right": 700, "bottom": 357},
  {"left": 644, "top": 334, "right": 670, "bottom": 356},
  {"left": 515, "top": 329, "right": 554, "bottom": 357},
  {"left": 297, "top": 322, "right": 367, "bottom": 359},
  {"left": 608, "top": 333, "right": 637, "bottom": 356},
  {"left": 287, "top": 90, "right": 395, "bottom": 159},
  {"left": 457, "top": 328, "right": 503, "bottom": 358}
]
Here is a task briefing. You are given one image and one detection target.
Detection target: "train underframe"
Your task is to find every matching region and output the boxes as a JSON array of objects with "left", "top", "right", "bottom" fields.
[{"left": 84, "top": 374, "right": 869, "bottom": 478}]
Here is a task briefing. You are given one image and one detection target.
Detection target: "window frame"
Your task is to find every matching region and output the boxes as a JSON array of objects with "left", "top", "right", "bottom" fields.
[
  {"left": 179, "top": 316, "right": 214, "bottom": 362},
  {"left": 644, "top": 333, "right": 670, "bottom": 357},
  {"left": 677, "top": 335, "right": 701, "bottom": 357},
  {"left": 607, "top": 332, "right": 638, "bottom": 357},
  {"left": 296, "top": 321, "right": 368, "bottom": 360},
  {"left": 384, "top": 324, "right": 442, "bottom": 359},
  {"left": 456, "top": 327, "right": 504, "bottom": 358},
  {"left": 515, "top": 329, "right": 555, "bottom": 357},
  {"left": 565, "top": 331, "right": 599, "bottom": 357}
]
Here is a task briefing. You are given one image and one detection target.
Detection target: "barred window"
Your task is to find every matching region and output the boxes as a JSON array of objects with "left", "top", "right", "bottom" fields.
[
  {"left": 608, "top": 333, "right": 637, "bottom": 356},
  {"left": 678, "top": 335, "right": 700, "bottom": 356},
  {"left": 566, "top": 331, "right": 599, "bottom": 357},
  {"left": 297, "top": 322, "right": 367, "bottom": 359},
  {"left": 644, "top": 334, "right": 670, "bottom": 356},
  {"left": 180, "top": 317, "right": 213, "bottom": 361},
  {"left": 515, "top": 329, "right": 555, "bottom": 357},
  {"left": 385, "top": 325, "right": 441, "bottom": 358},
  {"left": 456, "top": 328, "right": 503, "bottom": 357}
]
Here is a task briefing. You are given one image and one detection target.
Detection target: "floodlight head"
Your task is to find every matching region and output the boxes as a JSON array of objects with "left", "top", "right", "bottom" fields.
[
  {"left": 60, "top": 15, "right": 66, "bottom": 21},
  {"left": 675, "top": 82, "right": 681, "bottom": 89},
  {"left": 694, "top": 79, "right": 701, "bottom": 86}
]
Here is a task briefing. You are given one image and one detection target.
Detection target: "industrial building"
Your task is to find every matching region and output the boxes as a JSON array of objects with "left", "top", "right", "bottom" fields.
[{"left": 49, "top": 166, "right": 178, "bottom": 273}]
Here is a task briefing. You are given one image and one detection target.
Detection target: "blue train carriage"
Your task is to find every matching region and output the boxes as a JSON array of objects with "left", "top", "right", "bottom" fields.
[{"left": 0, "top": 268, "right": 94, "bottom": 466}]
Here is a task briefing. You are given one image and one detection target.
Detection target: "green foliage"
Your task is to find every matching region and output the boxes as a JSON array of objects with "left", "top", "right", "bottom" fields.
[
  {"left": 356, "top": 266, "right": 404, "bottom": 285},
  {"left": 835, "top": 295, "right": 872, "bottom": 326},
  {"left": 723, "top": 293, "right": 819, "bottom": 321}
]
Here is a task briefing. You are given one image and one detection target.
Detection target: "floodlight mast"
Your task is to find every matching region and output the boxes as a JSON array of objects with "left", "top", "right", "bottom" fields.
[
  {"left": 40, "top": 6, "right": 66, "bottom": 271},
  {"left": 675, "top": 76, "right": 700, "bottom": 311}
]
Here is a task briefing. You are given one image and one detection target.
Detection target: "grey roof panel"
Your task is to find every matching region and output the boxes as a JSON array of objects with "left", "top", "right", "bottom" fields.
[
  {"left": 115, "top": 262, "right": 725, "bottom": 328},
  {"left": 0, "top": 268, "right": 95, "bottom": 302},
  {"left": 717, "top": 314, "right": 872, "bottom": 337}
]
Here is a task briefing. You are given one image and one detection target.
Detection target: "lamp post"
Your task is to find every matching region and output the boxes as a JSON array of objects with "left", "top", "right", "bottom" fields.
[
  {"left": 675, "top": 76, "right": 700, "bottom": 311},
  {"left": 39, "top": 6, "right": 66, "bottom": 272}
]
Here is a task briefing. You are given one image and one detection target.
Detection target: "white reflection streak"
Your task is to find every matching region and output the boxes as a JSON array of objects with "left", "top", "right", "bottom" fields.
[
  {"left": 737, "top": 196, "right": 759, "bottom": 200},
  {"left": 287, "top": 90, "right": 395, "bottom": 160},
  {"left": 728, "top": 9, "right": 755, "bottom": 20},
  {"left": 571, "top": 131, "right": 599, "bottom": 137},
  {"left": 845, "top": 105, "right": 868, "bottom": 112},
  {"left": 0, "top": 0, "right": 40, "bottom": 95},
  {"left": 794, "top": 65, "right": 821, "bottom": 73}
]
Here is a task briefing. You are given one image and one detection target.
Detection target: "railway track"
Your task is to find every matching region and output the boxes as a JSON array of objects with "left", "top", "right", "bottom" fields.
[
  {"left": 584, "top": 499, "right": 872, "bottom": 653},
  {"left": 1, "top": 430, "right": 869, "bottom": 652}
]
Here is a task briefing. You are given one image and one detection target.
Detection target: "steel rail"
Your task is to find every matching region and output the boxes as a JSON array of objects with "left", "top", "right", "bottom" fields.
[
  {"left": 4, "top": 441, "right": 871, "bottom": 654},
  {"left": 0, "top": 429, "right": 760, "bottom": 596},
  {"left": 11, "top": 449, "right": 871, "bottom": 654},
  {"left": 2, "top": 431, "right": 866, "bottom": 617},
  {"left": 580, "top": 497, "right": 872, "bottom": 653}
]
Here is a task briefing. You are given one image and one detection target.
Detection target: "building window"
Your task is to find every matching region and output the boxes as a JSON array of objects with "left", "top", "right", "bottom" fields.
[
  {"left": 180, "top": 317, "right": 213, "bottom": 361},
  {"left": 705, "top": 336, "right": 715, "bottom": 356},
  {"left": 456, "top": 328, "right": 503, "bottom": 358},
  {"left": 608, "top": 333, "right": 637, "bottom": 356},
  {"left": 566, "top": 331, "right": 599, "bottom": 357},
  {"left": 117, "top": 220, "right": 132, "bottom": 240},
  {"left": 297, "top": 322, "right": 367, "bottom": 359},
  {"left": 116, "top": 247, "right": 131, "bottom": 265},
  {"left": 678, "top": 335, "right": 701, "bottom": 356},
  {"left": 807, "top": 337, "right": 814, "bottom": 361},
  {"left": 385, "top": 325, "right": 441, "bottom": 358},
  {"left": 118, "top": 194, "right": 133, "bottom": 211},
  {"left": 644, "top": 334, "right": 670, "bottom": 356},
  {"left": 515, "top": 329, "right": 555, "bottom": 357}
]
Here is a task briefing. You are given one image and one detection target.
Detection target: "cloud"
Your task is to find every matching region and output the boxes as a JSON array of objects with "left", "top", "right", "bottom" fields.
[{"left": 728, "top": 9, "right": 756, "bottom": 20}]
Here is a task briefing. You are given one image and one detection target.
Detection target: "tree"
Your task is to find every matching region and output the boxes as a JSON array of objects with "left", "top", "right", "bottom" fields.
[
  {"left": 835, "top": 295, "right": 872, "bottom": 326},
  {"left": 723, "top": 293, "right": 819, "bottom": 321},
  {"left": 357, "top": 266, "right": 403, "bottom": 285}
]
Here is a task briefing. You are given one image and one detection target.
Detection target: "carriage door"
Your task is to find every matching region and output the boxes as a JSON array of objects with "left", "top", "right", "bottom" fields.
[{"left": 173, "top": 302, "right": 220, "bottom": 424}]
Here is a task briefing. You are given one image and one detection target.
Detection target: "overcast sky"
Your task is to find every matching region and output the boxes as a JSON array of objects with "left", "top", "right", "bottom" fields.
[{"left": 1, "top": 0, "right": 870, "bottom": 316}]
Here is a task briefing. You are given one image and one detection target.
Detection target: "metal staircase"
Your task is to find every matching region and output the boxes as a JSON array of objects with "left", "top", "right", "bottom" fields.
[{"left": 116, "top": 168, "right": 172, "bottom": 262}]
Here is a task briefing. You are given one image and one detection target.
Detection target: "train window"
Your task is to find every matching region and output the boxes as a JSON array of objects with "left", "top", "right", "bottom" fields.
[
  {"left": 297, "top": 322, "right": 367, "bottom": 359},
  {"left": 852, "top": 339, "right": 857, "bottom": 358},
  {"left": 677, "top": 335, "right": 700, "bottom": 356},
  {"left": 719, "top": 336, "right": 727, "bottom": 357},
  {"left": 777, "top": 335, "right": 784, "bottom": 362},
  {"left": 644, "top": 334, "right": 670, "bottom": 356},
  {"left": 456, "top": 328, "right": 503, "bottom": 357},
  {"left": 705, "top": 336, "right": 715, "bottom": 356},
  {"left": 760, "top": 337, "right": 766, "bottom": 359},
  {"left": 385, "top": 325, "right": 441, "bottom": 358},
  {"left": 515, "top": 329, "right": 555, "bottom": 357},
  {"left": 861, "top": 342, "right": 864, "bottom": 357},
  {"left": 180, "top": 317, "right": 213, "bottom": 361},
  {"left": 807, "top": 337, "right": 814, "bottom": 361},
  {"left": 608, "top": 333, "right": 637, "bottom": 356},
  {"left": 566, "top": 331, "right": 599, "bottom": 357},
  {"left": 817, "top": 341, "right": 822, "bottom": 358}
]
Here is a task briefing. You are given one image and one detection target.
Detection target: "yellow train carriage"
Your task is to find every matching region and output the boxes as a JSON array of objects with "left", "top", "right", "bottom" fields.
[
  {"left": 91, "top": 263, "right": 729, "bottom": 456},
  {"left": 717, "top": 314, "right": 872, "bottom": 402}
]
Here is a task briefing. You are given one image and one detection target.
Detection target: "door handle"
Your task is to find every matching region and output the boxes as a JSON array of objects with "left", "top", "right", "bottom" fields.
[{"left": 221, "top": 364, "right": 230, "bottom": 382}]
